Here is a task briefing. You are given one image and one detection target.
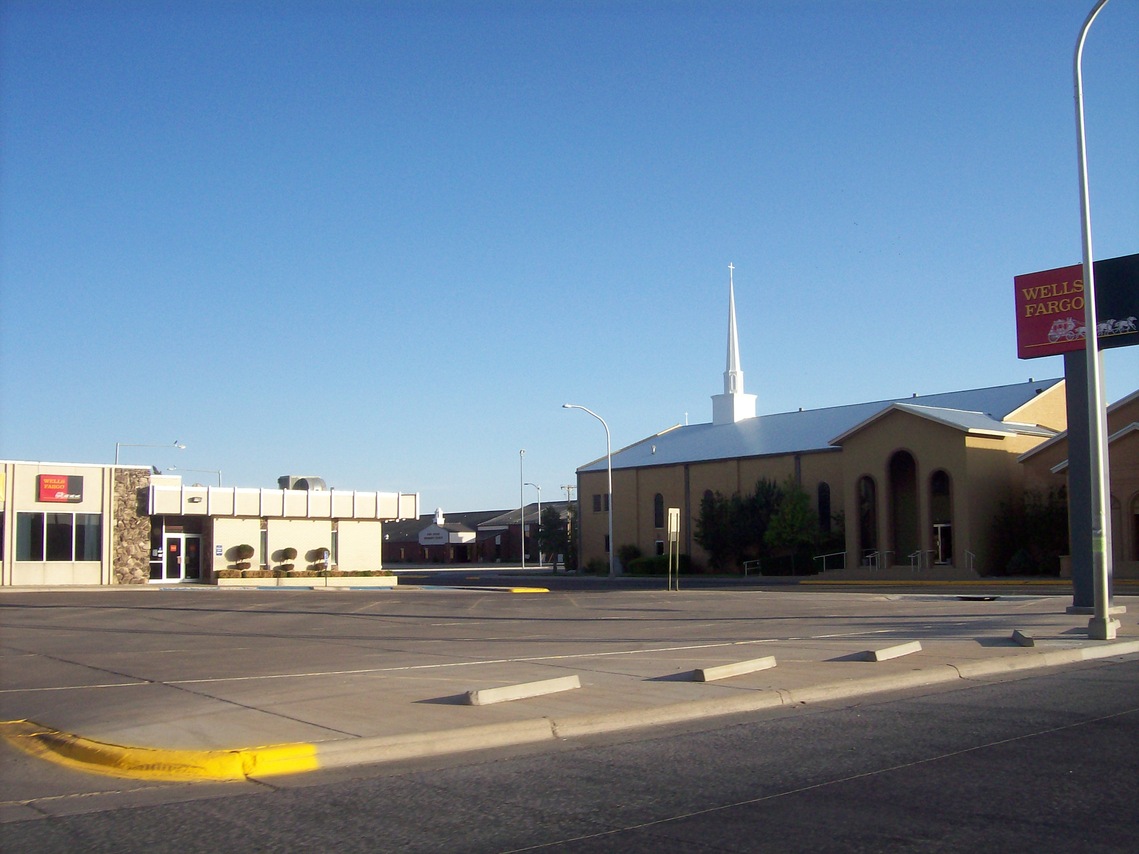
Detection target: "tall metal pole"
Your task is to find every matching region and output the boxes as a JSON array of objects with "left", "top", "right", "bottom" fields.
[
  {"left": 519, "top": 450, "right": 526, "bottom": 570},
  {"left": 526, "top": 482, "right": 541, "bottom": 566},
  {"left": 1073, "top": 0, "right": 1118, "bottom": 639},
  {"left": 563, "top": 404, "right": 615, "bottom": 577}
]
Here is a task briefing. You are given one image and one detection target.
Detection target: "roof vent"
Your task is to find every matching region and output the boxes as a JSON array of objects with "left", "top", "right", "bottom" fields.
[{"left": 278, "top": 476, "right": 328, "bottom": 491}]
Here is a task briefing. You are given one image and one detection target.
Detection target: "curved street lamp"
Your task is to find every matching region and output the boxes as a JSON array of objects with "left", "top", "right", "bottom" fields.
[
  {"left": 563, "top": 404, "right": 615, "bottom": 577},
  {"left": 1074, "top": 0, "right": 1119, "bottom": 640},
  {"left": 115, "top": 440, "right": 185, "bottom": 464}
]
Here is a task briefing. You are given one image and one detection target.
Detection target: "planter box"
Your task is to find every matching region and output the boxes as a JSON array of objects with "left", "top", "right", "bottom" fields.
[{"left": 215, "top": 575, "right": 397, "bottom": 588}]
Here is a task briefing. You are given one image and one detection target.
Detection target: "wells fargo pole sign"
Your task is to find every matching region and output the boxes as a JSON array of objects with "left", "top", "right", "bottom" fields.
[
  {"left": 1015, "top": 253, "right": 1139, "bottom": 359},
  {"left": 1014, "top": 251, "right": 1136, "bottom": 613}
]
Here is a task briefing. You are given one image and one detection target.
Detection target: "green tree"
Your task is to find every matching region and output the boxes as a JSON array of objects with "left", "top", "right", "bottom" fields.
[
  {"left": 537, "top": 504, "right": 573, "bottom": 572},
  {"left": 764, "top": 477, "right": 819, "bottom": 574},
  {"left": 694, "top": 490, "right": 734, "bottom": 570},
  {"left": 695, "top": 478, "right": 787, "bottom": 572},
  {"left": 743, "top": 478, "right": 783, "bottom": 560}
]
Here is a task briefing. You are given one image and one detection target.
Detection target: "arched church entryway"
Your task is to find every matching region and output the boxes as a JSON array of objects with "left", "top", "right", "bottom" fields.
[
  {"left": 930, "top": 469, "right": 953, "bottom": 565},
  {"left": 889, "top": 451, "right": 920, "bottom": 565}
]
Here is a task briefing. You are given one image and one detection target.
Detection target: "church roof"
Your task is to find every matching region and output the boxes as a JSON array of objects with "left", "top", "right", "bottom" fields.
[
  {"left": 830, "top": 402, "right": 1057, "bottom": 444},
  {"left": 577, "top": 379, "right": 1063, "bottom": 472}
]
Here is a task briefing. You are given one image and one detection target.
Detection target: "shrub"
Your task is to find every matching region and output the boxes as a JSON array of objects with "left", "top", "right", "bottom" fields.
[
  {"left": 617, "top": 544, "right": 643, "bottom": 568},
  {"left": 585, "top": 557, "right": 609, "bottom": 575},
  {"left": 626, "top": 554, "right": 691, "bottom": 576},
  {"left": 229, "top": 543, "right": 255, "bottom": 572}
]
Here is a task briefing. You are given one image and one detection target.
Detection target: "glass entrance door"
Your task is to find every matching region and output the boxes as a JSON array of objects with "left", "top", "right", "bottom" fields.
[
  {"left": 161, "top": 534, "right": 202, "bottom": 582},
  {"left": 932, "top": 523, "right": 953, "bottom": 565}
]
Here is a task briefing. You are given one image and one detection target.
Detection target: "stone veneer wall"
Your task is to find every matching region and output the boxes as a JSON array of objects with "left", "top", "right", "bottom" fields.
[{"left": 112, "top": 468, "right": 152, "bottom": 584}]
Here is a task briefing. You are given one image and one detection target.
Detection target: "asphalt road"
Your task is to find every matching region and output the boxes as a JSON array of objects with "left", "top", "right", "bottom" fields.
[{"left": 4, "top": 655, "right": 1136, "bottom": 853}]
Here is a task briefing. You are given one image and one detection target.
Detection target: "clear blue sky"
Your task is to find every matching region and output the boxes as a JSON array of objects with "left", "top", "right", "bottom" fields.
[{"left": 2, "top": 0, "right": 1136, "bottom": 514}]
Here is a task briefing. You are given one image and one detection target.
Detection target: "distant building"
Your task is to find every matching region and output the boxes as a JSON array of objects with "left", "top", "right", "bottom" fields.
[
  {"left": 568, "top": 268, "right": 1122, "bottom": 578},
  {"left": 382, "top": 502, "right": 570, "bottom": 566}
]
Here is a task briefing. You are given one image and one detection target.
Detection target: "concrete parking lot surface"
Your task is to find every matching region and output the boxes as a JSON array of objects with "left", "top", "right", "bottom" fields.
[{"left": 2, "top": 582, "right": 1136, "bottom": 815}]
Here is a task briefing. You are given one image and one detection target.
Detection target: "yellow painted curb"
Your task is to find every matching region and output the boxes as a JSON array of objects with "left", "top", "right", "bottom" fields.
[
  {"left": 1, "top": 720, "right": 319, "bottom": 782},
  {"left": 508, "top": 587, "right": 549, "bottom": 593}
]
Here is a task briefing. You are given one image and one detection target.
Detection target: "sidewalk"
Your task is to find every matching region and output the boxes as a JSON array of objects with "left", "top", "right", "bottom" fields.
[{"left": 2, "top": 585, "right": 1136, "bottom": 794}]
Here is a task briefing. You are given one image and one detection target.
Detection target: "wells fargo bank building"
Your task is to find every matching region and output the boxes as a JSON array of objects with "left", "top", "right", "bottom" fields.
[{"left": 0, "top": 461, "right": 417, "bottom": 587}]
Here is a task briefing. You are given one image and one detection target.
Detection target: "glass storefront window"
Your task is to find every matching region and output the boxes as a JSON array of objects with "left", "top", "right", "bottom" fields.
[
  {"left": 15, "top": 511, "right": 101, "bottom": 561},
  {"left": 46, "top": 514, "right": 74, "bottom": 561},
  {"left": 76, "top": 514, "right": 102, "bottom": 560},
  {"left": 16, "top": 512, "right": 44, "bottom": 560}
]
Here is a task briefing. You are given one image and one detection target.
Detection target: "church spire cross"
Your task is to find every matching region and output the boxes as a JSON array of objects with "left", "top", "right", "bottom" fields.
[{"left": 711, "top": 263, "right": 757, "bottom": 425}]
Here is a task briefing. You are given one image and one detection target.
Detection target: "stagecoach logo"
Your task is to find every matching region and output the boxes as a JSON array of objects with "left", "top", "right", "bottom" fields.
[{"left": 38, "top": 474, "right": 83, "bottom": 503}]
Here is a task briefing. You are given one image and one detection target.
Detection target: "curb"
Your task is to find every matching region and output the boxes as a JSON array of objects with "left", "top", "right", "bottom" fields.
[
  {"left": 6, "top": 640, "right": 1138, "bottom": 782},
  {"left": 0, "top": 720, "right": 319, "bottom": 781}
]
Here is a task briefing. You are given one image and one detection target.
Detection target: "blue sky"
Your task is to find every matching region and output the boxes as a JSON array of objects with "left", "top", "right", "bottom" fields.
[{"left": 2, "top": 0, "right": 1136, "bottom": 514}]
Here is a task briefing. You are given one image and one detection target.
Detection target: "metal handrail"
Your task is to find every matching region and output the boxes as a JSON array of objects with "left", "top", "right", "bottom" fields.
[{"left": 813, "top": 551, "right": 846, "bottom": 573}]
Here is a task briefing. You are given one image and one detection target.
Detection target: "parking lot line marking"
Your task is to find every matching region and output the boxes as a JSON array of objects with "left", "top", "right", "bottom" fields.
[{"left": 0, "top": 630, "right": 896, "bottom": 693}]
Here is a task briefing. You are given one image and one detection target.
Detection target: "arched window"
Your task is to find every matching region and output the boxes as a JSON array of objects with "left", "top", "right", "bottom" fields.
[
  {"left": 653, "top": 493, "right": 665, "bottom": 529},
  {"left": 817, "top": 482, "right": 831, "bottom": 533}
]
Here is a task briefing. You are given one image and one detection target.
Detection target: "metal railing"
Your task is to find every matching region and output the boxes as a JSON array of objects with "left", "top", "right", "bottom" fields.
[
  {"left": 862, "top": 549, "right": 895, "bottom": 570},
  {"left": 813, "top": 551, "right": 847, "bottom": 573},
  {"left": 908, "top": 549, "right": 934, "bottom": 572}
]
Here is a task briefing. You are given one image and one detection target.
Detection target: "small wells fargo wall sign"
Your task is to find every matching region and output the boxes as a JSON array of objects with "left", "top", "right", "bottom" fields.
[
  {"left": 37, "top": 474, "right": 83, "bottom": 503},
  {"left": 1015, "top": 253, "right": 1138, "bottom": 360}
]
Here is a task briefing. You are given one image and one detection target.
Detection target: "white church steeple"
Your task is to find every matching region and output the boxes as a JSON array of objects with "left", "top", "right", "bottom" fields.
[{"left": 711, "top": 263, "right": 758, "bottom": 425}]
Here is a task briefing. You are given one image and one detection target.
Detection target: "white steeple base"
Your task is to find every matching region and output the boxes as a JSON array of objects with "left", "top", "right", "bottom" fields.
[{"left": 712, "top": 391, "right": 757, "bottom": 425}]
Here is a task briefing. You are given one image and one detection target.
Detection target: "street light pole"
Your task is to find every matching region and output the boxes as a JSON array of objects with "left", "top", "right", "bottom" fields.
[
  {"left": 1074, "top": 0, "right": 1118, "bottom": 640},
  {"left": 525, "top": 482, "right": 541, "bottom": 566},
  {"left": 519, "top": 449, "right": 526, "bottom": 570},
  {"left": 563, "top": 403, "right": 615, "bottom": 577}
]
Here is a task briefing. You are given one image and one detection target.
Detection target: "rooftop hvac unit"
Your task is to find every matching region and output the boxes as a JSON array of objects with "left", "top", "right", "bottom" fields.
[{"left": 278, "top": 475, "right": 328, "bottom": 491}]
